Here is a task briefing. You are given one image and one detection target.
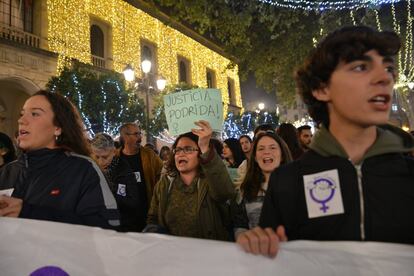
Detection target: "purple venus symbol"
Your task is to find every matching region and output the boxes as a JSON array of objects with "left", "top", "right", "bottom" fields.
[{"left": 309, "top": 178, "right": 335, "bottom": 213}]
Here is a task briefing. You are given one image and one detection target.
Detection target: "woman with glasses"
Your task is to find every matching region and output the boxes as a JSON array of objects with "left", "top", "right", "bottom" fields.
[
  {"left": 233, "top": 132, "right": 292, "bottom": 240},
  {"left": 144, "top": 120, "right": 235, "bottom": 241}
]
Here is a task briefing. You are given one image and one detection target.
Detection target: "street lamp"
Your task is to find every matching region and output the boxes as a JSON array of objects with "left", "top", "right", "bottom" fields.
[
  {"left": 156, "top": 76, "right": 167, "bottom": 91},
  {"left": 123, "top": 64, "right": 135, "bottom": 82},
  {"left": 141, "top": 59, "right": 152, "bottom": 143},
  {"left": 258, "top": 102, "right": 265, "bottom": 111},
  {"left": 123, "top": 60, "right": 167, "bottom": 144}
]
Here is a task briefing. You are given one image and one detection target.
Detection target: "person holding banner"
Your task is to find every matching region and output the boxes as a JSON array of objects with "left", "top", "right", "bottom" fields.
[
  {"left": 237, "top": 26, "right": 414, "bottom": 257},
  {"left": 0, "top": 90, "right": 119, "bottom": 229},
  {"left": 145, "top": 120, "right": 235, "bottom": 241},
  {"left": 232, "top": 132, "right": 292, "bottom": 239}
]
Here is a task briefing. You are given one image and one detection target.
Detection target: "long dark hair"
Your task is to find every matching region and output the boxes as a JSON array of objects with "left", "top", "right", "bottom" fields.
[
  {"left": 32, "top": 90, "right": 91, "bottom": 156},
  {"left": 241, "top": 132, "right": 292, "bottom": 202},
  {"left": 0, "top": 132, "right": 16, "bottom": 165},
  {"left": 223, "top": 138, "right": 245, "bottom": 168},
  {"left": 277, "top": 123, "right": 304, "bottom": 160}
]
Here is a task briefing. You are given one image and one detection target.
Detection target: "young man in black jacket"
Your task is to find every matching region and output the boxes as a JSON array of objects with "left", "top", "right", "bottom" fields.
[{"left": 237, "top": 26, "right": 414, "bottom": 257}]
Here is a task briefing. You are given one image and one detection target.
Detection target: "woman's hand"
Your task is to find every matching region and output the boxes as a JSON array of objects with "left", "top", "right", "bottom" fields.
[
  {"left": 0, "top": 196, "right": 23, "bottom": 217},
  {"left": 191, "top": 120, "right": 212, "bottom": 154}
]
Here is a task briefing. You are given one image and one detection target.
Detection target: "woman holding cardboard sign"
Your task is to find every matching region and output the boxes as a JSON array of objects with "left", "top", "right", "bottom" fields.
[{"left": 145, "top": 120, "right": 235, "bottom": 241}]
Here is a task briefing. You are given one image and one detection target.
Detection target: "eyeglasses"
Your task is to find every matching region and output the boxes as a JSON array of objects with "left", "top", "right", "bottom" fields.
[{"left": 172, "top": 146, "right": 199, "bottom": 155}]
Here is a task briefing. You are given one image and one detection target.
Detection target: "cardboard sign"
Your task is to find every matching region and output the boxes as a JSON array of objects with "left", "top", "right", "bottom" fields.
[
  {"left": 164, "top": 88, "right": 223, "bottom": 136},
  {"left": 226, "top": 168, "right": 239, "bottom": 182}
]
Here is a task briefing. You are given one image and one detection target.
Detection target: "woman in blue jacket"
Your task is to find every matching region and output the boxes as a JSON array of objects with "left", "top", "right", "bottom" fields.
[{"left": 0, "top": 90, "right": 119, "bottom": 229}]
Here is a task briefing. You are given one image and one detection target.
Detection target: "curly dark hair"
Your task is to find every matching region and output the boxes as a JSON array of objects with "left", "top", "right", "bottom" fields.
[
  {"left": 241, "top": 132, "right": 293, "bottom": 202},
  {"left": 295, "top": 25, "right": 401, "bottom": 127},
  {"left": 32, "top": 90, "right": 91, "bottom": 156}
]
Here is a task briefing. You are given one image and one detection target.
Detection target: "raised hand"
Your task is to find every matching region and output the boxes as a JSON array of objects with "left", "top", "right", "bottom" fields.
[{"left": 191, "top": 120, "right": 212, "bottom": 154}]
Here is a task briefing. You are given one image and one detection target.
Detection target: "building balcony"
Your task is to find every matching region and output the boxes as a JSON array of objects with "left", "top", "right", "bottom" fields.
[
  {"left": 91, "top": 55, "right": 108, "bottom": 69},
  {"left": 0, "top": 23, "right": 40, "bottom": 48}
]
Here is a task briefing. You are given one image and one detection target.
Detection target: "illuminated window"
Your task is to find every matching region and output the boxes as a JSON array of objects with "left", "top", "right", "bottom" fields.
[
  {"left": 89, "top": 18, "right": 112, "bottom": 69},
  {"left": 90, "top": 25, "right": 104, "bottom": 58},
  {"left": 178, "top": 56, "right": 191, "bottom": 84},
  {"left": 206, "top": 68, "right": 216, "bottom": 88}
]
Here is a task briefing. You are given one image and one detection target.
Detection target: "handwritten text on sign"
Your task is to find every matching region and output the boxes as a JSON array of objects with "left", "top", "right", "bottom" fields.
[{"left": 164, "top": 89, "right": 223, "bottom": 136}]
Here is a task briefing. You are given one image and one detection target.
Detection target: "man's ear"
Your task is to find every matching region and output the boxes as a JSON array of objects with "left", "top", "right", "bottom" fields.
[{"left": 311, "top": 85, "right": 331, "bottom": 102}]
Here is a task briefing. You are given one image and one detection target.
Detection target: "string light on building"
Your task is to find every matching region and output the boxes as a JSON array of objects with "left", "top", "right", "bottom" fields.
[
  {"left": 46, "top": 0, "right": 242, "bottom": 117},
  {"left": 258, "top": 0, "right": 403, "bottom": 11}
]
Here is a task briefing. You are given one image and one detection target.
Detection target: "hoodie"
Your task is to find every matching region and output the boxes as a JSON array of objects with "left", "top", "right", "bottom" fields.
[{"left": 259, "top": 125, "right": 414, "bottom": 244}]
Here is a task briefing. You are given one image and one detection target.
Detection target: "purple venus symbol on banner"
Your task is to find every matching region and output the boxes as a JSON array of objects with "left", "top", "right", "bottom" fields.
[
  {"left": 309, "top": 178, "right": 335, "bottom": 213},
  {"left": 30, "top": 266, "right": 69, "bottom": 276}
]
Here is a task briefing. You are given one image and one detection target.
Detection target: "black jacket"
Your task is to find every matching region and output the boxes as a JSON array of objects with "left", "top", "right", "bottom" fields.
[
  {"left": 0, "top": 148, "right": 119, "bottom": 229},
  {"left": 260, "top": 125, "right": 414, "bottom": 244},
  {"left": 105, "top": 156, "right": 146, "bottom": 232}
]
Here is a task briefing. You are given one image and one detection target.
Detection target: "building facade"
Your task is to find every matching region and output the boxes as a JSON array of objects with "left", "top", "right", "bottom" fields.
[
  {"left": 277, "top": 95, "right": 309, "bottom": 124},
  {"left": 0, "top": 0, "right": 242, "bottom": 138}
]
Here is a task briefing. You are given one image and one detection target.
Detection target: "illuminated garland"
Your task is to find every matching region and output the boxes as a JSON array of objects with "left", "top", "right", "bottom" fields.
[
  {"left": 46, "top": 0, "right": 242, "bottom": 116},
  {"left": 343, "top": 0, "right": 414, "bottom": 128},
  {"left": 258, "top": 0, "right": 403, "bottom": 10},
  {"left": 370, "top": 1, "right": 414, "bottom": 88}
]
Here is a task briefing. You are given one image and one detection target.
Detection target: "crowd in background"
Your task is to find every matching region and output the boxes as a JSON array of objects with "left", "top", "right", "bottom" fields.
[{"left": 0, "top": 109, "right": 315, "bottom": 240}]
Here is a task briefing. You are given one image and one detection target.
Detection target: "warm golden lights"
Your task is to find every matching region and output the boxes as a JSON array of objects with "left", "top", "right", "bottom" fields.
[{"left": 46, "top": 0, "right": 242, "bottom": 113}]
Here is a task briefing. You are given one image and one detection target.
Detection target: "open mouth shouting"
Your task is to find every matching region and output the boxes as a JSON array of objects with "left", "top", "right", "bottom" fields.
[{"left": 368, "top": 94, "right": 391, "bottom": 111}]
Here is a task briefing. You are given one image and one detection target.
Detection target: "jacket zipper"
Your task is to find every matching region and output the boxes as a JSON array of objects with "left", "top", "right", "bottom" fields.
[
  {"left": 24, "top": 154, "right": 29, "bottom": 168},
  {"left": 355, "top": 164, "right": 365, "bottom": 241}
]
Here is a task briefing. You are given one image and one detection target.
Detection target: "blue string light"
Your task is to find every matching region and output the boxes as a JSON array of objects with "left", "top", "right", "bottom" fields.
[
  {"left": 72, "top": 73, "right": 94, "bottom": 137},
  {"left": 258, "top": 0, "right": 403, "bottom": 11}
]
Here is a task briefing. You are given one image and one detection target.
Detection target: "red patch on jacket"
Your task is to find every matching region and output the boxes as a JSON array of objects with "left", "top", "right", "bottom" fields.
[{"left": 50, "top": 189, "right": 60, "bottom": 196}]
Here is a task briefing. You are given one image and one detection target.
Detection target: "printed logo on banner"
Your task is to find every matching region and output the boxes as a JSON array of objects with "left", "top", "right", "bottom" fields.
[
  {"left": 303, "top": 169, "right": 344, "bottom": 218},
  {"left": 117, "top": 184, "right": 127, "bottom": 197},
  {"left": 134, "top": 172, "right": 141, "bottom": 182}
]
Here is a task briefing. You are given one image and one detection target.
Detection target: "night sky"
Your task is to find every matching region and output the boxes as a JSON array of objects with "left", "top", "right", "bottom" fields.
[{"left": 240, "top": 73, "right": 277, "bottom": 112}]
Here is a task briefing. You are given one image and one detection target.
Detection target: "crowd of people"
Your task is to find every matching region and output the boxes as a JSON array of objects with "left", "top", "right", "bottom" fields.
[{"left": 0, "top": 25, "right": 413, "bottom": 261}]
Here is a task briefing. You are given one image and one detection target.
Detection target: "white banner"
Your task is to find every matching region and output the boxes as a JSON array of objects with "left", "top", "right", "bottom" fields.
[{"left": 0, "top": 217, "right": 413, "bottom": 276}]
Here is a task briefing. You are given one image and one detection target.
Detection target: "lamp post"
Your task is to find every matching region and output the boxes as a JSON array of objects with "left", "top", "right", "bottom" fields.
[
  {"left": 141, "top": 59, "right": 152, "bottom": 142},
  {"left": 123, "top": 60, "right": 166, "bottom": 144}
]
